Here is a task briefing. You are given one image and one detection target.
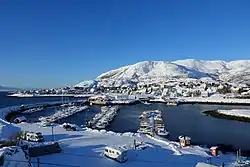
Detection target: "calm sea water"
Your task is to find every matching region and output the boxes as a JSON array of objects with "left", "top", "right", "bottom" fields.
[{"left": 2, "top": 91, "right": 250, "bottom": 151}]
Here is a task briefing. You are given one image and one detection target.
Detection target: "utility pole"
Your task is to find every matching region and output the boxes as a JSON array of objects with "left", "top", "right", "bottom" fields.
[
  {"left": 52, "top": 125, "right": 54, "bottom": 142},
  {"left": 37, "top": 158, "right": 40, "bottom": 167}
]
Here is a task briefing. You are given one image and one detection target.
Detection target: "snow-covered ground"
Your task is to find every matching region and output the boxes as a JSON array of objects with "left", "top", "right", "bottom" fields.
[
  {"left": 180, "top": 95, "right": 250, "bottom": 104},
  {"left": 217, "top": 109, "right": 250, "bottom": 118},
  {"left": 15, "top": 123, "right": 236, "bottom": 167}
]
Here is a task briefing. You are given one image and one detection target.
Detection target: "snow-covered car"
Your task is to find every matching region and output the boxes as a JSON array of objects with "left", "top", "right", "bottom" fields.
[
  {"left": 20, "top": 131, "right": 44, "bottom": 142},
  {"left": 63, "top": 124, "right": 77, "bottom": 131}
]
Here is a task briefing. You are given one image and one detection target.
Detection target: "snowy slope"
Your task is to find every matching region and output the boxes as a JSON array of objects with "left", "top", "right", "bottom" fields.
[
  {"left": 16, "top": 123, "right": 235, "bottom": 167},
  {"left": 75, "top": 80, "right": 99, "bottom": 88},
  {"left": 97, "top": 61, "right": 213, "bottom": 81},
  {"left": 93, "top": 59, "right": 250, "bottom": 85}
]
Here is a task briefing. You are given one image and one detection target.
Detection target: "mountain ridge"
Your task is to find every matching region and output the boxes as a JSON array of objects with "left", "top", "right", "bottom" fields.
[{"left": 77, "top": 59, "right": 250, "bottom": 87}]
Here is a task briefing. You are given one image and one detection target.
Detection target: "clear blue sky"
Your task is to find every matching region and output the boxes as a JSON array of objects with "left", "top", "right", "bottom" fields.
[{"left": 0, "top": 0, "right": 250, "bottom": 88}]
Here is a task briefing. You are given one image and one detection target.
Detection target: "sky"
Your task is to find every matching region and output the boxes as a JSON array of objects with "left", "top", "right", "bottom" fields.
[{"left": 0, "top": 0, "right": 250, "bottom": 88}]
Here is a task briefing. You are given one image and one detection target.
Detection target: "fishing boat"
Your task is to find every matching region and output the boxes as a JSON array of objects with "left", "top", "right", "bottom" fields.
[{"left": 166, "top": 101, "right": 178, "bottom": 106}]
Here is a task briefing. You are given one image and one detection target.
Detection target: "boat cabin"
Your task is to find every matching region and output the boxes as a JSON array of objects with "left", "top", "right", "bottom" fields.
[
  {"left": 104, "top": 146, "right": 128, "bottom": 163},
  {"left": 179, "top": 136, "right": 191, "bottom": 147},
  {"left": 13, "top": 116, "right": 27, "bottom": 124}
]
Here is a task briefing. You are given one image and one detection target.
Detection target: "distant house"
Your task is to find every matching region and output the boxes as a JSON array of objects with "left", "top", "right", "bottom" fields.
[{"left": 13, "top": 116, "right": 27, "bottom": 124}]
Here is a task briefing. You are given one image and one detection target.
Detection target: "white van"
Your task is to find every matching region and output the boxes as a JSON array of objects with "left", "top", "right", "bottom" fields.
[{"left": 103, "top": 146, "right": 128, "bottom": 163}]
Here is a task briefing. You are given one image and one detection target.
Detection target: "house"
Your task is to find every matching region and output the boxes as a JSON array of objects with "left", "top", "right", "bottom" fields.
[
  {"left": 179, "top": 136, "right": 191, "bottom": 147},
  {"left": 13, "top": 116, "right": 27, "bottom": 124}
]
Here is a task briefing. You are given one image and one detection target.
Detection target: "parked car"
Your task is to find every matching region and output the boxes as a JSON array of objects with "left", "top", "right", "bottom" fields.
[{"left": 20, "top": 131, "right": 44, "bottom": 142}]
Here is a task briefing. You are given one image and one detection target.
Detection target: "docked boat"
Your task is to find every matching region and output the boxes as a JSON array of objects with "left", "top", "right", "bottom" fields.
[
  {"left": 156, "top": 128, "right": 169, "bottom": 136},
  {"left": 142, "top": 101, "right": 151, "bottom": 105},
  {"left": 138, "top": 110, "right": 169, "bottom": 136},
  {"left": 166, "top": 101, "right": 178, "bottom": 106}
]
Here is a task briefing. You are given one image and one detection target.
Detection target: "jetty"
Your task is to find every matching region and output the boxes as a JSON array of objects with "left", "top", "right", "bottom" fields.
[
  {"left": 39, "top": 106, "right": 89, "bottom": 123},
  {"left": 86, "top": 106, "right": 119, "bottom": 129}
]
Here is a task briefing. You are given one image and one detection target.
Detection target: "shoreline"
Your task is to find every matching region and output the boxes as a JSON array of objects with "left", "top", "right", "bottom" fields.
[
  {"left": 8, "top": 93, "right": 250, "bottom": 106},
  {"left": 7, "top": 93, "right": 94, "bottom": 98},
  {"left": 203, "top": 110, "right": 250, "bottom": 123},
  {"left": 3, "top": 101, "right": 250, "bottom": 157}
]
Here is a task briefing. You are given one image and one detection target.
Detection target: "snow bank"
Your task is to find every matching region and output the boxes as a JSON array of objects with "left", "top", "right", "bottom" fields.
[
  {"left": 180, "top": 96, "right": 250, "bottom": 104},
  {"left": 217, "top": 109, "right": 250, "bottom": 118},
  {"left": 0, "top": 121, "right": 20, "bottom": 140},
  {"left": 1, "top": 147, "right": 29, "bottom": 167}
]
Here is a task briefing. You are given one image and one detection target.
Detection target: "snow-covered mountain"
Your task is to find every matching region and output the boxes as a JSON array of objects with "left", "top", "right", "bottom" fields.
[{"left": 95, "top": 59, "right": 250, "bottom": 85}]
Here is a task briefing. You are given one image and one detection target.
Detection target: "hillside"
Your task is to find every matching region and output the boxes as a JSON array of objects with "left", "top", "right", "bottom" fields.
[{"left": 95, "top": 59, "right": 250, "bottom": 85}]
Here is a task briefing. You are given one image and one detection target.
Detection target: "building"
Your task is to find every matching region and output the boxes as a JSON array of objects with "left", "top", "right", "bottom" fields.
[{"left": 179, "top": 136, "right": 191, "bottom": 147}]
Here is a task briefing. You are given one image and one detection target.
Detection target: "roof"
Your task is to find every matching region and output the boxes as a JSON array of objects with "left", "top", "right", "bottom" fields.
[
  {"left": 14, "top": 116, "right": 26, "bottom": 121},
  {"left": 105, "top": 145, "right": 127, "bottom": 152},
  {"left": 195, "top": 162, "right": 217, "bottom": 167}
]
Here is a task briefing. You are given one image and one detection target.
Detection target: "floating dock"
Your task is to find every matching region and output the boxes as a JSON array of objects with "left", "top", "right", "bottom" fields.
[
  {"left": 39, "top": 106, "right": 89, "bottom": 123},
  {"left": 86, "top": 106, "right": 120, "bottom": 129}
]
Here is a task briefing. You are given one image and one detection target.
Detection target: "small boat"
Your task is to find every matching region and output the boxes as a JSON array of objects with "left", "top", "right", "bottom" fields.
[
  {"left": 156, "top": 128, "right": 169, "bottom": 136},
  {"left": 142, "top": 101, "right": 151, "bottom": 105},
  {"left": 166, "top": 101, "right": 178, "bottom": 106}
]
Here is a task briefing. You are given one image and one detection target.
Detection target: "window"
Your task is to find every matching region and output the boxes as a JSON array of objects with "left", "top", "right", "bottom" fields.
[{"left": 105, "top": 149, "right": 108, "bottom": 152}]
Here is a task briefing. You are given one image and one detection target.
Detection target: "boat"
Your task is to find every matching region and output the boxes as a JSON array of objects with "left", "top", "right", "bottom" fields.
[
  {"left": 156, "top": 128, "right": 169, "bottom": 136},
  {"left": 142, "top": 101, "right": 151, "bottom": 105},
  {"left": 166, "top": 101, "right": 178, "bottom": 106},
  {"left": 96, "top": 121, "right": 109, "bottom": 129}
]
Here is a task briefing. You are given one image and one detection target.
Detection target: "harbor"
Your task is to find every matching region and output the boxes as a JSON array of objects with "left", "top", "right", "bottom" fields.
[{"left": 86, "top": 106, "right": 120, "bottom": 129}]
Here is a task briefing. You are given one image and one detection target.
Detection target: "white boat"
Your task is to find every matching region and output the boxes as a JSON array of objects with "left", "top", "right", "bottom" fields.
[
  {"left": 156, "top": 128, "right": 169, "bottom": 136},
  {"left": 96, "top": 121, "right": 109, "bottom": 129},
  {"left": 142, "top": 101, "right": 151, "bottom": 105}
]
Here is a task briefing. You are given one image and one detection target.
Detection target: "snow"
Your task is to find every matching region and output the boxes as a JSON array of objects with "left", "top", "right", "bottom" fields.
[
  {"left": 88, "top": 59, "right": 250, "bottom": 87},
  {"left": 179, "top": 95, "right": 250, "bottom": 104},
  {"left": 1, "top": 147, "right": 29, "bottom": 167},
  {"left": 75, "top": 80, "right": 99, "bottom": 88},
  {"left": 217, "top": 109, "right": 250, "bottom": 118},
  {"left": 12, "top": 123, "right": 236, "bottom": 167},
  {"left": 0, "top": 121, "right": 20, "bottom": 140}
]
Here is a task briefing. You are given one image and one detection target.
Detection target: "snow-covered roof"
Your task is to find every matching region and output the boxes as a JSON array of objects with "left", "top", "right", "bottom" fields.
[
  {"left": 105, "top": 145, "right": 127, "bottom": 153},
  {"left": 195, "top": 162, "right": 217, "bottom": 167},
  {"left": 14, "top": 116, "right": 26, "bottom": 121}
]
